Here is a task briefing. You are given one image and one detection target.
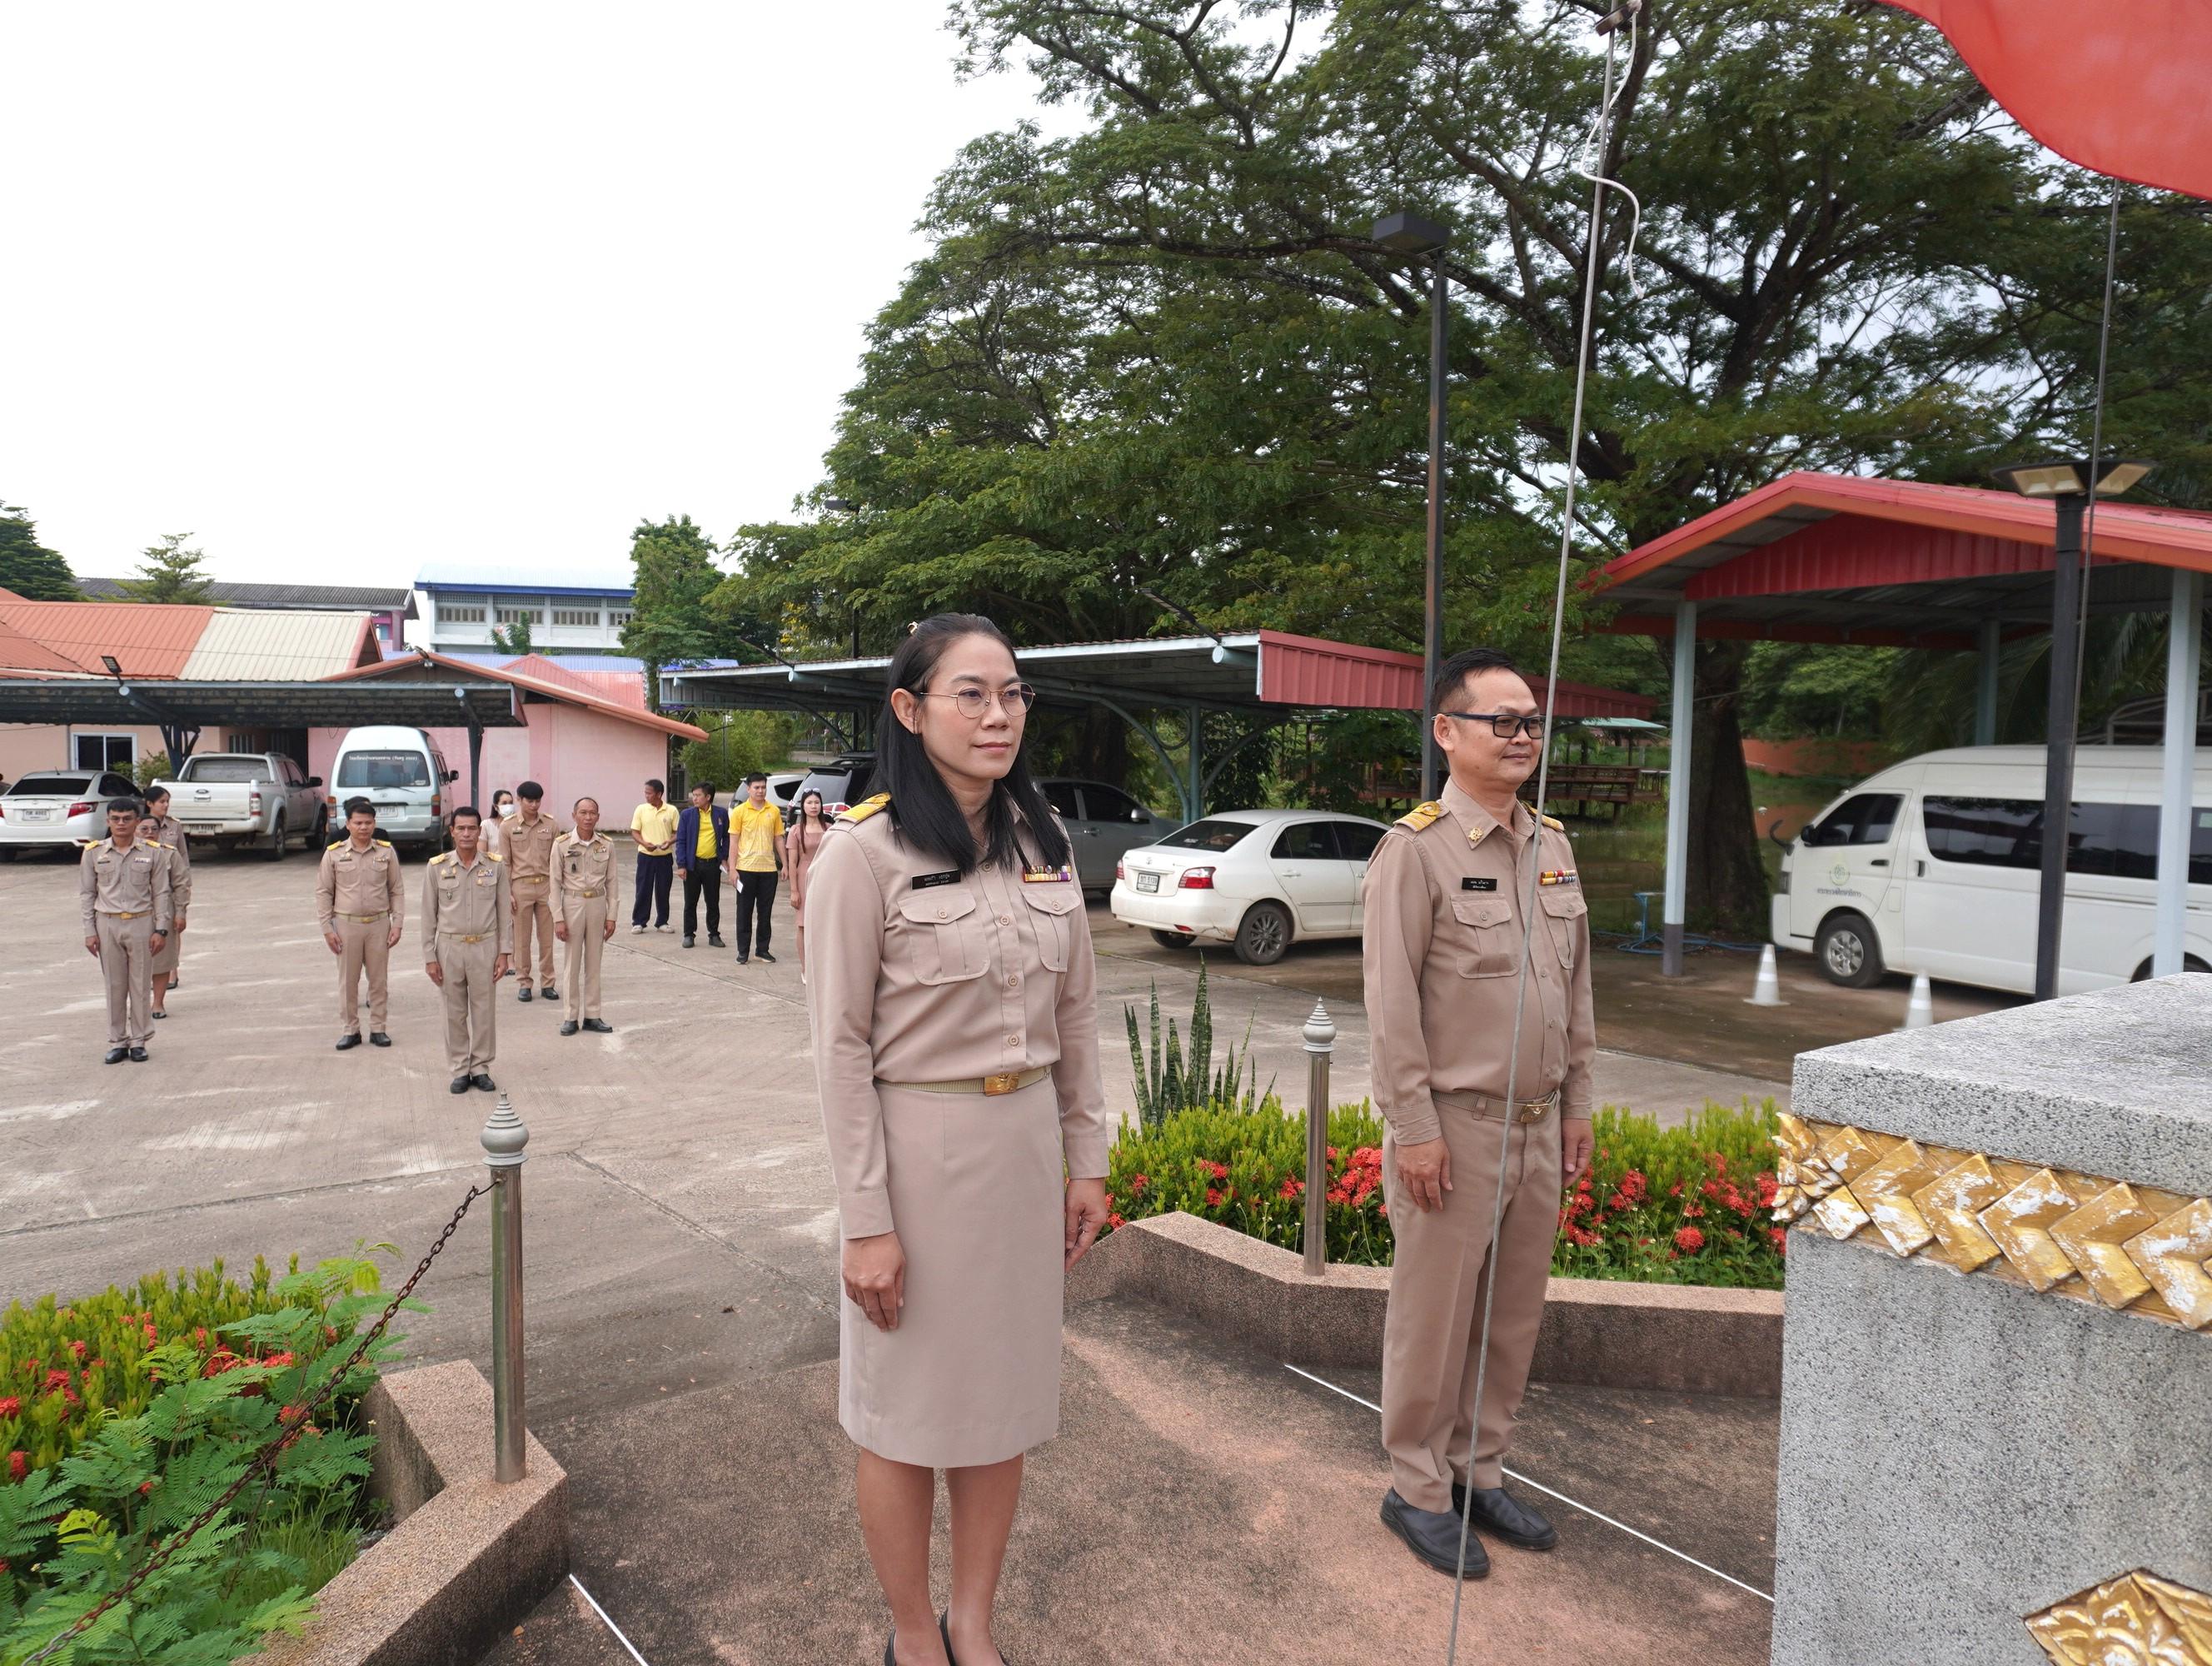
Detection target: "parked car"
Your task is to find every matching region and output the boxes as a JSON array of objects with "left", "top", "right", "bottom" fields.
[
  {"left": 0, "top": 769, "right": 143, "bottom": 856},
  {"left": 795, "top": 753, "right": 878, "bottom": 818},
  {"left": 1110, "top": 809, "right": 1388, "bottom": 965},
  {"left": 1035, "top": 778, "right": 1178, "bottom": 891},
  {"left": 765, "top": 771, "right": 807, "bottom": 813},
  {"left": 325, "top": 726, "right": 456, "bottom": 855},
  {"left": 156, "top": 753, "right": 327, "bottom": 860},
  {"left": 1773, "top": 744, "right": 2212, "bottom": 993}
]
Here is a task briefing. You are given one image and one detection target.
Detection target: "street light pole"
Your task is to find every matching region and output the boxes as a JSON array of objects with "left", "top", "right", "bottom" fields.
[{"left": 2034, "top": 491, "right": 2085, "bottom": 1003}]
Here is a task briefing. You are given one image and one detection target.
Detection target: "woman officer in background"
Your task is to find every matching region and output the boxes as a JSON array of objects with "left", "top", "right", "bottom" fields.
[
  {"left": 806, "top": 614, "right": 1110, "bottom": 1666},
  {"left": 139, "top": 785, "right": 192, "bottom": 1016}
]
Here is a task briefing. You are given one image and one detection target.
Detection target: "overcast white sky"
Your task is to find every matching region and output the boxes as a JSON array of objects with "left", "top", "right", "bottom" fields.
[{"left": 2, "top": 4, "right": 1072, "bottom": 590}]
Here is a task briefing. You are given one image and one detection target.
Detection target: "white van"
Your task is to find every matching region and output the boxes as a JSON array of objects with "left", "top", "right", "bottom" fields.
[
  {"left": 326, "top": 726, "right": 456, "bottom": 855},
  {"left": 1773, "top": 745, "right": 2211, "bottom": 994}
]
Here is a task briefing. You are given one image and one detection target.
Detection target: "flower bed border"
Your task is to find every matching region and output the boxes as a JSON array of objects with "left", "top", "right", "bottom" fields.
[
  {"left": 254, "top": 1360, "right": 567, "bottom": 1666},
  {"left": 1069, "top": 1210, "right": 1783, "bottom": 1399}
]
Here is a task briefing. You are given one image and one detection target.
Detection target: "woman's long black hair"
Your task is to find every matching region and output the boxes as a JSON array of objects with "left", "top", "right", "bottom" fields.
[{"left": 879, "top": 613, "right": 1072, "bottom": 875}]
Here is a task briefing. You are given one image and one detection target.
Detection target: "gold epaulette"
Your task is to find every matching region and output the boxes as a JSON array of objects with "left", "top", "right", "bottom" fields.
[
  {"left": 327, "top": 839, "right": 347, "bottom": 850},
  {"left": 841, "top": 793, "right": 891, "bottom": 825},
  {"left": 374, "top": 838, "right": 392, "bottom": 847},
  {"left": 1395, "top": 801, "right": 1445, "bottom": 832},
  {"left": 1541, "top": 815, "right": 1565, "bottom": 832},
  {"left": 428, "top": 851, "right": 452, "bottom": 866},
  {"left": 487, "top": 851, "right": 505, "bottom": 862}
]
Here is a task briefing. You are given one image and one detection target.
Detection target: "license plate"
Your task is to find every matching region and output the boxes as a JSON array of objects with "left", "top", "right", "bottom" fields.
[
  {"left": 1135, "top": 871, "right": 1159, "bottom": 893},
  {"left": 18, "top": 809, "right": 53, "bottom": 822}
]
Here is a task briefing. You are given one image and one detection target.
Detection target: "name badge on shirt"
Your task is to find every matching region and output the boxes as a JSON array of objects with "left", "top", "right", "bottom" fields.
[
  {"left": 1460, "top": 876, "right": 1497, "bottom": 892},
  {"left": 1022, "top": 865, "right": 1073, "bottom": 884},
  {"left": 912, "top": 870, "right": 962, "bottom": 890},
  {"left": 1538, "top": 870, "right": 1580, "bottom": 886}
]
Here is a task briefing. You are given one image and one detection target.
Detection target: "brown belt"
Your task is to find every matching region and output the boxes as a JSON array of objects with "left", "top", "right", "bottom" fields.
[
  {"left": 884, "top": 1066, "right": 1051, "bottom": 1097},
  {"left": 1434, "top": 1087, "right": 1560, "bottom": 1125}
]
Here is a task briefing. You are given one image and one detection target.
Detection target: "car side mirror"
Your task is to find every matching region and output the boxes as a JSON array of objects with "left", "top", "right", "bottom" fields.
[
  {"left": 1131, "top": 809, "right": 1147, "bottom": 823},
  {"left": 444, "top": 769, "right": 460, "bottom": 784},
  {"left": 306, "top": 776, "right": 323, "bottom": 789}
]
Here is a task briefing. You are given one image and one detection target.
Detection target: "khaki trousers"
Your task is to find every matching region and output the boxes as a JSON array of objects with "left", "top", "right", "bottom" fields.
[
  {"left": 1380, "top": 1098, "right": 1563, "bottom": 1506},
  {"left": 96, "top": 913, "right": 155, "bottom": 1045},
  {"left": 560, "top": 895, "right": 607, "bottom": 1020},
  {"left": 336, "top": 914, "right": 391, "bottom": 1034},
  {"left": 437, "top": 931, "right": 499, "bottom": 1076},
  {"left": 513, "top": 879, "right": 555, "bottom": 990}
]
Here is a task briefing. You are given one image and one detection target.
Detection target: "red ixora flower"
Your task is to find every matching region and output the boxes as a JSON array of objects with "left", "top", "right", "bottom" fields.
[
  {"left": 1674, "top": 1226, "right": 1706, "bottom": 1254},
  {"left": 67, "top": 1340, "right": 86, "bottom": 1362},
  {"left": 1129, "top": 1174, "right": 1149, "bottom": 1194},
  {"left": 1205, "top": 1188, "right": 1224, "bottom": 1209},
  {"left": 1200, "top": 1160, "right": 1230, "bottom": 1183},
  {"left": 1280, "top": 1177, "right": 1304, "bottom": 1200},
  {"left": 1106, "top": 1213, "right": 1125, "bottom": 1230},
  {"left": 6, "top": 1452, "right": 24, "bottom": 1482},
  {"left": 0, "top": 1397, "right": 18, "bottom": 1419},
  {"left": 1768, "top": 1228, "right": 1789, "bottom": 1251}
]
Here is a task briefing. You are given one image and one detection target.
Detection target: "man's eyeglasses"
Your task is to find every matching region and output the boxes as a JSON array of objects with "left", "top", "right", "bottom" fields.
[
  {"left": 924, "top": 683, "right": 1038, "bottom": 720},
  {"left": 1442, "top": 711, "right": 1547, "bottom": 741}
]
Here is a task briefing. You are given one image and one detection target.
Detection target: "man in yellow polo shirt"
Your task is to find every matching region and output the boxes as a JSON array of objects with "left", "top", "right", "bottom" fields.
[
  {"left": 727, "top": 772, "right": 786, "bottom": 965},
  {"left": 629, "top": 778, "right": 680, "bottom": 934}
]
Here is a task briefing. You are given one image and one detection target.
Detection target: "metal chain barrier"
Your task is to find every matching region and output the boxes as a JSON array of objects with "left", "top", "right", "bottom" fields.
[{"left": 21, "top": 1183, "right": 490, "bottom": 1666}]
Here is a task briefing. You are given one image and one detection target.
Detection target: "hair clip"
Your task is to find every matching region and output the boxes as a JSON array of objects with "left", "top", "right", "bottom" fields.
[{"left": 907, "top": 621, "right": 920, "bottom": 636}]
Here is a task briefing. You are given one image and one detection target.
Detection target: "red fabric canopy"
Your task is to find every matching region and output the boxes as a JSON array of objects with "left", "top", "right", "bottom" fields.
[{"left": 1884, "top": 2, "right": 2210, "bottom": 200}]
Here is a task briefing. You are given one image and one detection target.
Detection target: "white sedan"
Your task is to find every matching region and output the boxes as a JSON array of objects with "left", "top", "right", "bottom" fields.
[
  {"left": 1108, "top": 808, "right": 1388, "bottom": 965},
  {"left": 0, "top": 769, "right": 144, "bottom": 856}
]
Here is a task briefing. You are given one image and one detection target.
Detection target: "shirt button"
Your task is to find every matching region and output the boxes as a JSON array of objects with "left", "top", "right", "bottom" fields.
[
  {"left": 937, "top": 905, "right": 948, "bottom": 919},
  {"left": 998, "top": 914, "right": 1012, "bottom": 925},
  {"left": 1005, "top": 1034, "right": 1019, "bottom": 1047},
  {"left": 1005, "top": 974, "right": 1020, "bottom": 989}
]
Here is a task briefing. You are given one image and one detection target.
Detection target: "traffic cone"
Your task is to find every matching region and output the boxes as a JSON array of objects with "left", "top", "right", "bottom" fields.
[
  {"left": 1744, "top": 943, "right": 1786, "bottom": 1007},
  {"left": 1901, "top": 972, "right": 1935, "bottom": 1030}
]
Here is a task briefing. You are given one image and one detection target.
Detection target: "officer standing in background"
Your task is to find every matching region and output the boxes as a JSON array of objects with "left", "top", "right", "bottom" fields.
[
  {"left": 138, "top": 785, "right": 192, "bottom": 1017},
  {"left": 316, "top": 797, "right": 405, "bottom": 1052},
  {"left": 80, "top": 798, "right": 175, "bottom": 1064},
  {"left": 552, "top": 796, "right": 619, "bottom": 1036},
  {"left": 1363, "top": 646, "right": 1595, "bottom": 1580},
  {"left": 501, "top": 780, "right": 563, "bottom": 1003},
  {"left": 423, "top": 805, "right": 512, "bottom": 1095}
]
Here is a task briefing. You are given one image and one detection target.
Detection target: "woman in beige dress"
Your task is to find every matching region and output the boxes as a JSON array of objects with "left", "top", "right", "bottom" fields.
[
  {"left": 784, "top": 788, "right": 832, "bottom": 982},
  {"left": 139, "top": 786, "right": 192, "bottom": 1017},
  {"left": 483, "top": 789, "right": 516, "bottom": 859},
  {"left": 807, "top": 614, "right": 1110, "bottom": 1666}
]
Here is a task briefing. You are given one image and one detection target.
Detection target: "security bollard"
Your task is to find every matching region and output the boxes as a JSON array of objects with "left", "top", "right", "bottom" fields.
[
  {"left": 481, "top": 1093, "right": 530, "bottom": 1483},
  {"left": 1303, "top": 1000, "right": 1335, "bottom": 1278}
]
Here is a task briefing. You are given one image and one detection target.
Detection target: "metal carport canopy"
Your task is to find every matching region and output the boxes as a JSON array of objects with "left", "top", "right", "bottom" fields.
[
  {"left": 660, "top": 630, "right": 1652, "bottom": 823},
  {"left": 0, "top": 677, "right": 525, "bottom": 731}
]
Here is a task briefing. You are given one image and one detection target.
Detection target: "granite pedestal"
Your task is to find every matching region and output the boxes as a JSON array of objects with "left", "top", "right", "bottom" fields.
[{"left": 1771, "top": 976, "right": 2212, "bottom": 1666}]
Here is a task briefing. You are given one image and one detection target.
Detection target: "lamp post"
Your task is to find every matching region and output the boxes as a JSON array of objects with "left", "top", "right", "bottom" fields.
[
  {"left": 1373, "top": 211, "right": 1452, "bottom": 802},
  {"left": 1989, "top": 455, "right": 2154, "bottom": 1000}
]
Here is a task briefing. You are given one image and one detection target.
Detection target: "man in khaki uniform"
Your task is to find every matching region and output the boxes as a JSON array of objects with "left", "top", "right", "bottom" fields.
[
  {"left": 501, "top": 780, "right": 563, "bottom": 1003},
  {"left": 1364, "top": 646, "right": 1595, "bottom": 1579},
  {"left": 79, "top": 799, "right": 176, "bottom": 1064},
  {"left": 551, "top": 797, "right": 619, "bottom": 1035},
  {"left": 316, "top": 796, "right": 406, "bottom": 1051},
  {"left": 423, "top": 805, "right": 513, "bottom": 1095}
]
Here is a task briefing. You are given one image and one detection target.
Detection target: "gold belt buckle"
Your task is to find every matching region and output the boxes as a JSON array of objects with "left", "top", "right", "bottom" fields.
[
  {"left": 461, "top": 933, "right": 486, "bottom": 943},
  {"left": 1517, "top": 1094, "right": 1554, "bottom": 1124},
  {"left": 982, "top": 1072, "right": 1021, "bottom": 1096},
  {"left": 576, "top": 888, "right": 600, "bottom": 898},
  {"left": 351, "top": 913, "right": 380, "bottom": 922},
  {"left": 116, "top": 910, "right": 142, "bottom": 920}
]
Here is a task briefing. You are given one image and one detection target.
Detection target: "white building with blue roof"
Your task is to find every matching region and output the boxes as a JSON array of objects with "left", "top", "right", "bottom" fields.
[{"left": 407, "top": 562, "right": 635, "bottom": 656}]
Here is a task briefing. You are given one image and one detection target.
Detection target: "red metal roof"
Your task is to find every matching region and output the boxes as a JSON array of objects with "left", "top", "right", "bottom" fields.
[
  {"left": 0, "top": 616, "right": 92, "bottom": 676},
  {"left": 328, "top": 650, "right": 706, "bottom": 741},
  {"left": 0, "top": 601, "right": 215, "bottom": 677},
  {"left": 1256, "top": 631, "right": 1653, "bottom": 719}
]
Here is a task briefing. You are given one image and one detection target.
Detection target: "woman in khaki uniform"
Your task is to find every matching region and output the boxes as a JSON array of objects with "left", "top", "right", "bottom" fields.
[
  {"left": 807, "top": 614, "right": 1110, "bottom": 1666},
  {"left": 140, "top": 786, "right": 192, "bottom": 1017}
]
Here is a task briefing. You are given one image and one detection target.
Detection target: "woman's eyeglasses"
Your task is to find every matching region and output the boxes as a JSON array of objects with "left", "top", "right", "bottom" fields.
[
  {"left": 1442, "top": 711, "right": 1547, "bottom": 741},
  {"left": 924, "top": 683, "right": 1038, "bottom": 720}
]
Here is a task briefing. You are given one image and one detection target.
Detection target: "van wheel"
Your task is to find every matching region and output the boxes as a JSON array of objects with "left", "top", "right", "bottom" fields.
[
  {"left": 1233, "top": 901, "right": 1293, "bottom": 967},
  {"left": 1815, "top": 912, "right": 1883, "bottom": 988},
  {"left": 2132, "top": 955, "right": 2210, "bottom": 980},
  {"left": 1151, "top": 929, "right": 1198, "bottom": 951},
  {"left": 265, "top": 816, "right": 287, "bottom": 861}
]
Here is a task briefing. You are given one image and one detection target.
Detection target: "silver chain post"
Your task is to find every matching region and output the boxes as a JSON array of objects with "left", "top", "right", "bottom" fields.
[
  {"left": 1303, "top": 1000, "right": 1335, "bottom": 1278},
  {"left": 481, "top": 1092, "right": 531, "bottom": 1484}
]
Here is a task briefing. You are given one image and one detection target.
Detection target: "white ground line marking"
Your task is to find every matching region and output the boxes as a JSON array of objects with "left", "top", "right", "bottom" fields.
[
  {"left": 1280, "top": 1363, "right": 1775, "bottom": 1604},
  {"left": 569, "top": 1573, "right": 655, "bottom": 1666}
]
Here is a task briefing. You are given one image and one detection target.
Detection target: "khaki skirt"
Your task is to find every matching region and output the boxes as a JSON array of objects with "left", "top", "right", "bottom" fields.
[
  {"left": 150, "top": 924, "right": 182, "bottom": 977},
  {"left": 840, "top": 1075, "right": 1066, "bottom": 1469}
]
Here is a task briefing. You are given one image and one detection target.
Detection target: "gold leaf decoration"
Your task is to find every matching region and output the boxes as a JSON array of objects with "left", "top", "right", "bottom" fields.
[
  {"left": 1852, "top": 1137, "right": 1947, "bottom": 1257},
  {"left": 2050, "top": 1184, "right": 2161, "bottom": 1309},
  {"left": 1910, "top": 1154, "right": 2009, "bottom": 1273},
  {"left": 1981, "top": 1168, "right": 2087, "bottom": 1294},
  {"left": 2124, "top": 1199, "right": 2212, "bottom": 1332},
  {"left": 2026, "top": 1569, "right": 2212, "bottom": 1665}
]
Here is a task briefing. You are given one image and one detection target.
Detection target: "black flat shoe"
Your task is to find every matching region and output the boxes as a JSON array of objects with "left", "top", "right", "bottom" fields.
[
  {"left": 128, "top": 1047, "right": 148, "bottom": 1062},
  {"left": 939, "top": 1614, "right": 959, "bottom": 1665},
  {"left": 369, "top": 1031, "right": 391, "bottom": 1047},
  {"left": 582, "top": 1018, "right": 612, "bottom": 1034},
  {"left": 735, "top": 954, "right": 749, "bottom": 965},
  {"left": 517, "top": 987, "right": 533, "bottom": 1002},
  {"left": 559, "top": 1020, "right": 579, "bottom": 1035},
  {"left": 757, "top": 950, "right": 776, "bottom": 964},
  {"left": 1381, "top": 1489, "right": 1488, "bottom": 1579},
  {"left": 335, "top": 1033, "right": 361, "bottom": 1051},
  {"left": 471, "top": 1072, "right": 497, "bottom": 1092},
  {"left": 682, "top": 935, "right": 695, "bottom": 948},
  {"left": 104, "top": 1047, "right": 128, "bottom": 1065},
  {"left": 707, "top": 934, "right": 725, "bottom": 948},
  {"left": 1455, "top": 1484, "right": 1558, "bottom": 1551},
  {"left": 541, "top": 985, "right": 559, "bottom": 1000},
  {"left": 450, "top": 1076, "right": 471, "bottom": 1095},
  {"left": 151, "top": 1009, "right": 167, "bottom": 1020},
  {"left": 884, "top": 1635, "right": 895, "bottom": 1666}
]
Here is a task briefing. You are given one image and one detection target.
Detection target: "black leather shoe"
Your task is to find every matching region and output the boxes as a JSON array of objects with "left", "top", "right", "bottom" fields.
[
  {"left": 541, "top": 985, "right": 558, "bottom": 1001},
  {"left": 517, "top": 987, "right": 533, "bottom": 1002},
  {"left": 682, "top": 935, "right": 695, "bottom": 948},
  {"left": 582, "top": 1018, "right": 613, "bottom": 1034},
  {"left": 1455, "top": 1484, "right": 1558, "bottom": 1551},
  {"left": 450, "top": 1076, "right": 471, "bottom": 1095},
  {"left": 1381, "top": 1489, "right": 1488, "bottom": 1578},
  {"left": 757, "top": 950, "right": 776, "bottom": 964},
  {"left": 559, "top": 1020, "right": 579, "bottom": 1035},
  {"left": 471, "top": 1073, "right": 496, "bottom": 1092},
  {"left": 735, "top": 953, "right": 749, "bottom": 965},
  {"left": 707, "top": 933, "right": 725, "bottom": 948},
  {"left": 105, "top": 1047, "right": 128, "bottom": 1065},
  {"left": 369, "top": 1031, "right": 391, "bottom": 1048},
  {"left": 335, "top": 1033, "right": 362, "bottom": 1051},
  {"left": 128, "top": 1046, "right": 148, "bottom": 1062}
]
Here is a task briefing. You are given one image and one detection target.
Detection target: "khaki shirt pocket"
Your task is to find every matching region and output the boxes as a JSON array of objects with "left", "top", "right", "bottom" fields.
[
  {"left": 894, "top": 889, "right": 988, "bottom": 985},
  {"left": 1448, "top": 896, "right": 1517, "bottom": 978},
  {"left": 1539, "top": 888, "right": 1587, "bottom": 967},
  {"left": 1022, "top": 885, "right": 1079, "bottom": 971}
]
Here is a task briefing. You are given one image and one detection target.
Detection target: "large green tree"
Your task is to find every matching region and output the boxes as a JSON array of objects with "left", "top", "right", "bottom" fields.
[
  {"left": 117, "top": 532, "right": 216, "bottom": 605},
  {"left": 619, "top": 515, "right": 772, "bottom": 714},
  {"left": 0, "top": 501, "right": 77, "bottom": 601},
  {"left": 721, "top": 0, "right": 2205, "bottom": 930}
]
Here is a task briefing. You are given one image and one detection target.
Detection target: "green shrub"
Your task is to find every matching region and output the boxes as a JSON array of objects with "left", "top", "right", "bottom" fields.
[
  {"left": 0, "top": 1253, "right": 412, "bottom": 1664},
  {"left": 1101, "top": 1097, "right": 1785, "bottom": 1290}
]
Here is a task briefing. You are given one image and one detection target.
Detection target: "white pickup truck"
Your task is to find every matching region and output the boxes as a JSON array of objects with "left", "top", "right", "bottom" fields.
[{"left": 157, "top": 752, "right": 329, "bottom": 860}]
